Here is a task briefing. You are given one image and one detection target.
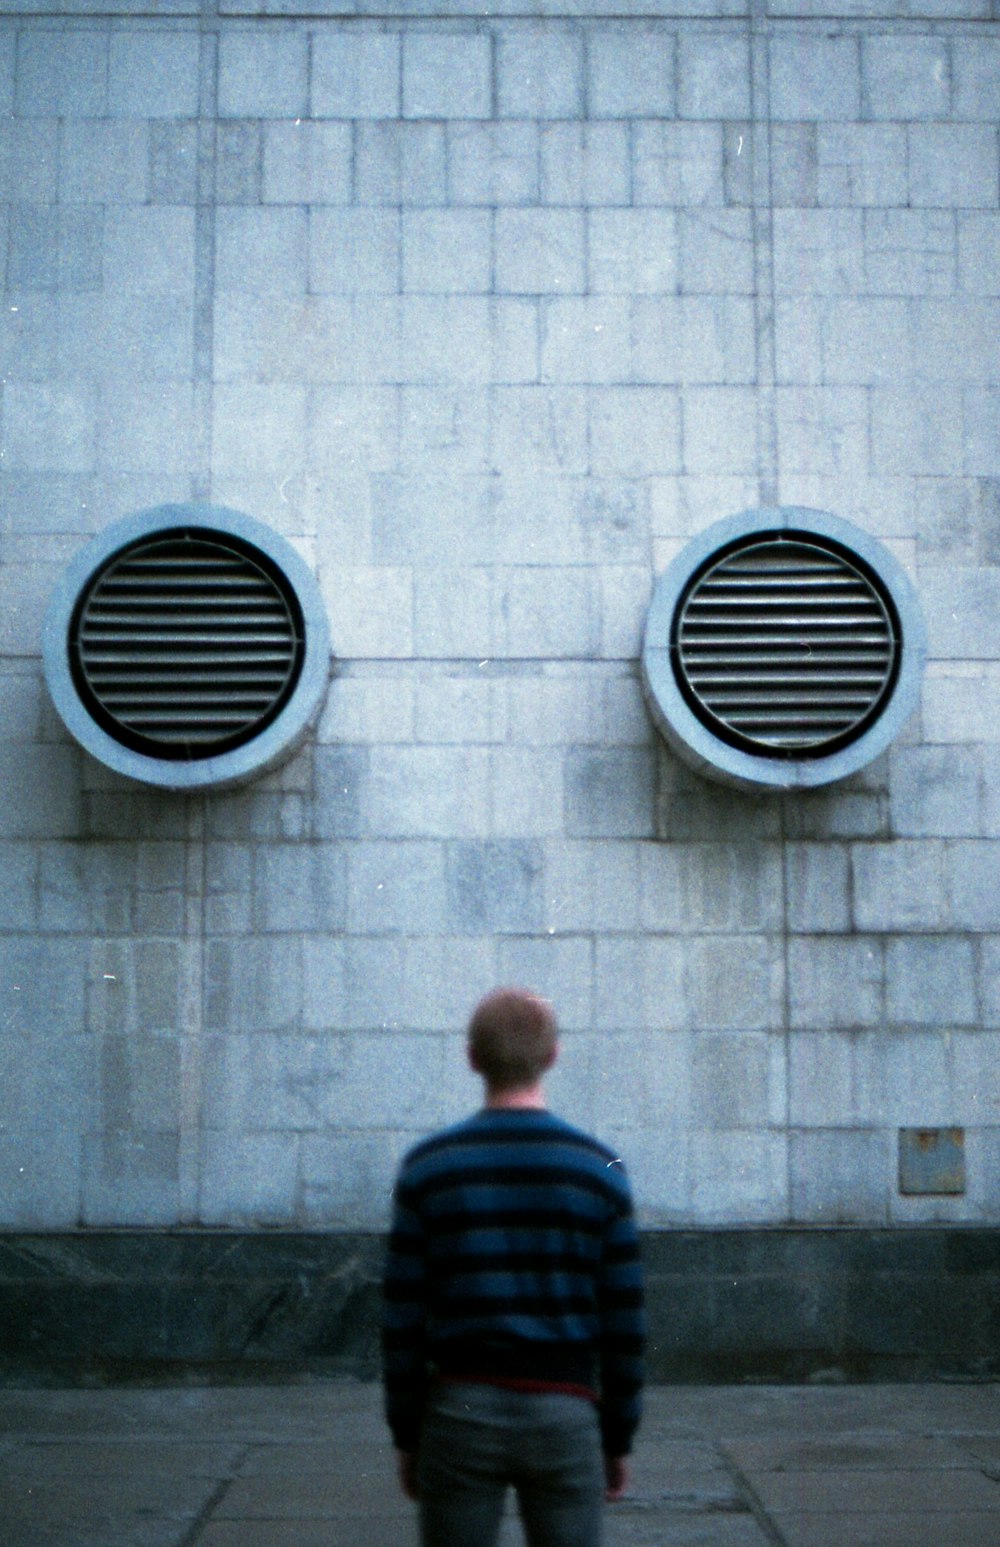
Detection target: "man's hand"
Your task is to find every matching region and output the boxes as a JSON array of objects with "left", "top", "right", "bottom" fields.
[
  {"left": 396, "top": 1450, "right": 419, "bottom": 1500},
  {"left": 604, "top": 1454, "right": 630, "bottom": 1501}
]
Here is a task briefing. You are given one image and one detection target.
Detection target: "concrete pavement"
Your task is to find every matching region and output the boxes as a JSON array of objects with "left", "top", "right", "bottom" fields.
[{"left": 1, "top": 1380, "right": 999, "bottom": 1547}]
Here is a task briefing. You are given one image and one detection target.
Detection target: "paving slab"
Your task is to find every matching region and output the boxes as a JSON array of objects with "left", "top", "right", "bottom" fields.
[{"left": 0, "top": 1382, "right": 997, "bottom": 1547}]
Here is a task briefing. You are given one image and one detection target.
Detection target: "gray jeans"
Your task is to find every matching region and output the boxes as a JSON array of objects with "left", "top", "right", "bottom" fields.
[{"left": 417, "top": 1382, "right": 605, "bottom": 1547}]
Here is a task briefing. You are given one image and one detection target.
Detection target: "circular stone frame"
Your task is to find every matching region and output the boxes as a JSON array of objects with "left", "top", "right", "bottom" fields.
[
  {"left": 641, "top": 508, "right": 927, "bottom": 791},
  {"left": 43, "top": 504, "right": 332, "bottom": 792}
]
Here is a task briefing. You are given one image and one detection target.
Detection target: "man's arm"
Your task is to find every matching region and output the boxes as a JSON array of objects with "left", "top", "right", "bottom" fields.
[
  {"left": 381, "top": 1176, "right": 429, "bottom": 1464},
  {"left": 596, "top": 1178, "right": 646, "bottom": 1471}
]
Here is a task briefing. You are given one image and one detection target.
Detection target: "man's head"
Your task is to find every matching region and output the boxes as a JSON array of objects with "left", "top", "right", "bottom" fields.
[{"left": 467, "top": 987, "right": 558, "bottom": 1093}]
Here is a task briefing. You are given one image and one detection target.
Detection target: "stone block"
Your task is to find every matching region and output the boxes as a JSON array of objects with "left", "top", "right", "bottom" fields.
[
  {"left": 817, "top": 124, "right": 908, "bottom": 208},
  {"left": 262, "top": 121, "right": 351, "bottom": 205},
  {"left": 852, "top": 841, "right": 948, "bottom": 931},
  {"left": 587, "top": 24, "right": 675, "bottom": 118},
  {"left": 889, "top": 745, "right": 981, "bottom": 838},
  {"left": 497, "top": 567, "right": 601, "bottom": 659},
  {"left": 965, "top": 390, "right": 1000, "bottom": 478},
  {"left": 769, "top": 34, "right": 861, "bottom": 121},
  {"left": 444, "top": 123, "right": 537, "bottom": 206},
  {"left": 445, "top": 839, "right": 545, "bottom": 932},
  {"left": 215, "top": 207, "right": 307, "bottom": 293},
  {"left": 946, "top": 841, "right": 1000, "bottom": 931},
  {"left": 589, "top": 387, "right": 681, "bottom": 476},
  {"left": 320, "top": 565, "right": 413, "bottom": 659},
  {"left": 632, "top": 124, "right": 724, "bottom": 207},
  {"left": 541, "top": 297, "right": 632, "bottom": 384},
  {"left": 60, "top": 122, "right": 150, "bottom": 205},
  {"left": 865, "top": 210, "right": 955, "bottom": 296},
  {"left": 396, "top": 937, "right": 496, "bottom": 1033},
  {"left": 492, "top": 388, "right": 588, "bottom": 476},
  {"left": 402, "top": 31, "right": 491, "bottom": 120},
  {"left": 1, "top": 383, "right": 96, "bottom": 473},
  {"left": 496, "top": 209, "right": 585, "bottom": 296},
  {"left": 108, "top": 31, "right": 201, "bottom": 118},
  {"left": 215, "top": 121, "right": 262, "bottom": 205},
  {"left": 0, "top": 742, "right": 83, "bottom": 841},
  {"left": 199, "top": 1131, "right": 299, "bottom": 1227},
  {"left": 679, "top": 209, "right": 754, "bottom": 294},
  {"left": 7, "top": 206, "right": 101, "bottom": 293},
  {"left": 311, "top": 31, "right": 401, "bottom": 119},
  {"left": 497, "top": 25, "right": 583, "bottom": 118},
  {"left": 598, "top": 564, "right": 653, "bottom": 660},
  {"left": 790, "top": 1130, "right": 889, "bottom": 1225},
  {"left": 413, "top": 677, "right": 499, "bottom": 744},
  {"left": 919, "top": 568, "right": 1000, "bottom": 658},
  {"left": 367, "top": 747, "right": 491, "bottom": 838},
  {"left": 589, "top": 208, "right": 678, "bottom": 296},
  {"left": 218, "top": 29, "right": 308, "bottom": 118},
  {"left": 301, "top": 1131, "right": 400, "bottom": 1228},
  {"left": 302, "top": 938, "right": 344, "bottom": 1031},
  {"left": 15, "top": 30, "right": 107, "bottom": 117},
  {"left": 309, "top": 385, "right": 399, "bottom": 476},
  {"left": 309, "top": 208, "right": 399, "bottom": 295},
  {"left": 399, "top": 385, "right": 489, "bottom": 472},
  {"left": 861, "top": 35, "right": 950, "bottom": 121},
  {"left": 775, "top": 387, "right": 868, "bottom": 477},
  {"left": 788, "top": 936, "right": 883, "bottom": 1030},
  {"left": 952, "top": 37, "right": 1000, "bottom": 119},
  {"left": 594, "top": 936, "right": 687, "bottom": 1031},
  {"left": 565, "top": 748, "right": 655, "bottom": 838},
  {"left": 688, "top": 935, "right": 785, "bottom": 1033},
  {"left": 0, "top": 843, "right": 36, "bottom": 929},
  {"left": 211, "top": 383, "right": 307, "bottom": 474},
  {"left": 773, "top": 209, "right": 865, "bottom": 295},
  {"left": 253, "top": 845, "right": 346, "bottom": 932},
  {"left": 0, "top": 119, "right": 58, "bottom": 204},
  {"left": 770, "top": 123, "right": 818, "bottom": 208},
  {"left": 540, "top": 123, "right": 630, "bottom": 207},
  {"left": 81, "top": 1132, "right": 182, "bottom": 1227},
  {"left": 691, "top": 1033, "right": 773, "bottom": 1130},
  {"left": 104, "top": 207, "right": 196, "bottom": 294},
  {"left": 688, "top": 1131, "right": 788, "bottom": 1224},
  {"left": 205, "top": 936, "right": 302, "bottom": 1034},
  {"left": 345, "top": 840, "right": 447, "bottom": 934},
  {"left": 788, "top": 1032, "right": 854, "bottom": 1127},
  {"left": 785, "top": 844, "right": 851, "bottom": 932},
  {"left": 959, "top": 216, "right": 1000, "bottom": 296},
  {"left": 0, "top": 29, "right": 13, "bottom": 114},
  {"left": 402, "top": 210, "right": 491, "bottom": 295},
  {"left": 97, "top": 381, "right": 196, "bottom": 474},
  {"left": 908, "top": 126, "right": 998, "bottom": 211},
  {"left": 398, "top": 296, "right": 494, "bottom": 385},
  {"left": 0, "top": 1129, "right": 82, "bottom": 1228},
  {"left": 490, "top": 748, "right": 565, "bottom": 837},
  {"left": 372, "top": 474, "right": 492, "bottom": 565},
  {"left": 355, "top": 122, "right": 448, "bottom": 206},
  {"left": 494, "top": 935, "right": 594, "bottom": 1030},
  {"left": 870, "top": 387, "right": 963, "bottom": 476},
  {"left": 313, "top": 746, "right": 368, "bottom": 838},
  {"left": 861, "top": 1031, "right": 959, "bottom": 1127},
  {"left": 682, "top": 387, "right": 758, "bottom": 475},
  {"left": 545, "top": 840, "right": 642, "bottom": 932},
  {"left": 149, "top": 123, "right": 199, "bottom": 205},
  {"left": 678, "top": 31, "right": 750, "bottom": 119},
  {"left": 597, "top": 1029, "right": 691, "bottom": 1132},
  {"left": 887, "top": 936, "right": 977, "bottom": 1027},
  {"left": 633, "top": 296, "right": 756, "bottom": 385}
]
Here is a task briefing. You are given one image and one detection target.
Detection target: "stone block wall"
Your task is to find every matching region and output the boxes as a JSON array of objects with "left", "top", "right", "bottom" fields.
[{"left": 2, "top": 1, "right": 1000, "bottom": 1241}]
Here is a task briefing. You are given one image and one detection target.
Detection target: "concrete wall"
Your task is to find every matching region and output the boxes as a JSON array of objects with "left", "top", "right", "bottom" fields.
[{"left": 2, "top": 1, "right": 1000, "bottom": 1238}]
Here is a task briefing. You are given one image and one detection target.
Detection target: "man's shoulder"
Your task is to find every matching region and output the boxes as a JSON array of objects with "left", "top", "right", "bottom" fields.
[{"left": 399, "top": 1110, "right": 630, "bottom": 1190}]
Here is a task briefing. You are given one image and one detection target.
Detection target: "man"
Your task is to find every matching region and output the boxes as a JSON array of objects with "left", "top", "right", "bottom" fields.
[{"left": 382, "top": 986, "right": 645, "bottom": 1547}]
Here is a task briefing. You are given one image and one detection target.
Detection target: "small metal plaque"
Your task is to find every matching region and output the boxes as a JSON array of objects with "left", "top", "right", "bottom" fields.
[{"left": 898, "top": 1128, "right": 966, "bottom": 1196}]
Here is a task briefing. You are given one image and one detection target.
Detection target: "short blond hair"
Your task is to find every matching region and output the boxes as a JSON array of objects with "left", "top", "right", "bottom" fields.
[{"left": 468, "top": 987, "right": 557, "bottom": 1090}]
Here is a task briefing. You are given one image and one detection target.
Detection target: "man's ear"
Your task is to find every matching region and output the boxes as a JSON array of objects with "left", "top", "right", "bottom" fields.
[{"left": 544, "top": 1039, "right": 560, "bottom": 1071}]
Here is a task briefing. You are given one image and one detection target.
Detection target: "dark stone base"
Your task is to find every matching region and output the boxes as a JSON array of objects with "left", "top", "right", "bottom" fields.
[{"left": 1, "top": 1228, "right": 998, "bottom": 1386}]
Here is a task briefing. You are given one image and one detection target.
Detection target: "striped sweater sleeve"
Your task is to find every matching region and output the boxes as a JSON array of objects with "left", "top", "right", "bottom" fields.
[{"left": 381, "top": 1171, "right": 429, "bottom": 1452}]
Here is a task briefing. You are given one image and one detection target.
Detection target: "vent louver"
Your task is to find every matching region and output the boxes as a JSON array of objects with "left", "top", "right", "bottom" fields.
[
  {"left": 673, "top": 536, "right": 899, "bottom": 757},
  {"left": 69, "top": 529, "right": 305, "bottom": 761}
]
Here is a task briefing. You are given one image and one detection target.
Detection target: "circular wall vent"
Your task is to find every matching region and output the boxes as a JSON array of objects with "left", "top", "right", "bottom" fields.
[
  {"left": 642, "top": 508, "right": 926, "bottom": 791},
  {"left": 44, "top": 505, "right": 331, "bottom": 791}
]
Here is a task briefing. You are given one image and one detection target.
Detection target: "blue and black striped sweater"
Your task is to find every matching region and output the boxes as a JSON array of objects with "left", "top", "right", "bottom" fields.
[{"left": 382, "top": 1107, "right": 645, "bottom": 1455}]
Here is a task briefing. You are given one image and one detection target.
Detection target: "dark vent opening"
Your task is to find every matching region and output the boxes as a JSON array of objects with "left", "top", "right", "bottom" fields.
[
  {"left": 68, "top": 528, "right": 306, "bottom": 762},
  {"left": 671, "top": 531, "right": 902, "bottom": 760}
]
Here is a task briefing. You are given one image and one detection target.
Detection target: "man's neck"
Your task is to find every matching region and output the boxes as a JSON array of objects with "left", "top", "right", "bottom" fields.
[{"left": 484, "top": 1083, "right": 547, "bottom": 1111}]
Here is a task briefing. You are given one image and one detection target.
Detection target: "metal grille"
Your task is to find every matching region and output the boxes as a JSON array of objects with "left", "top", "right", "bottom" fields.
[
  {"left": 70, "top": 530, "right": 304, "bottom": 760},
  {"left": 673, "top": 535, "right": 899, "bottom": 757}
]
